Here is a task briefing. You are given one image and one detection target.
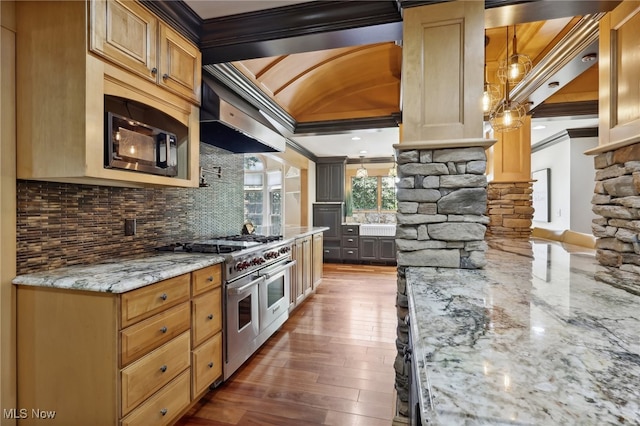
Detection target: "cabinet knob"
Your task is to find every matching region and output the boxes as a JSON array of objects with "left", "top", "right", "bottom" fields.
[
  {"left": 160, "top": 293, "right": 168, "bottom": 301},
  {"left": 208, "top": 362, "right": 214, "bottom": 368},
  {"left": 160, "top": 326, "right": 168, "bottom": 333},
  {"left": 162, "top": 73, "right": 169, "bottom": 80},
  {"left": 160, "top": 408, "right": 168, "bottom": 416},
  {"left": 207, "top": 314, "right": 214, "bottom": 320},
  {"left": 160, "top": 365, "right": 167, "bottom": 373},
  {"left": 151, "top": 67, "right": 157, "bottom": 75},
  {"left": 207, "top": 276, "right": 214, "bottom": 282}
]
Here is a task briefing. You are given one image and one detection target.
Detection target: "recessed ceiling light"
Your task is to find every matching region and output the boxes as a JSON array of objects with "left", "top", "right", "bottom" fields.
[
  {"left": 351, "top": 136, "right": 361, "bottom": 141},
  {"left": 532, "top": 125, "right": 546, "bottom": 130},
  {"left": 359, "top": 150, "right": 367, "bottom": 154}
]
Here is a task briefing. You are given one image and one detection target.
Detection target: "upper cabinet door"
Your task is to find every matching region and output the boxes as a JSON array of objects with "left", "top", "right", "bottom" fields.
[
  {"left": 90, "top": 0, "right": 158, "bottom": 82},
  {"left": 158, "top": 24, "right": 202, "bottom": 104}
]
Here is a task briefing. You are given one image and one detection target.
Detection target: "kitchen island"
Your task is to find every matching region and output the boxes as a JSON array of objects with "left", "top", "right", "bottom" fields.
[{"left": 406, "top": 238, "right": 640, "bottom": 425}]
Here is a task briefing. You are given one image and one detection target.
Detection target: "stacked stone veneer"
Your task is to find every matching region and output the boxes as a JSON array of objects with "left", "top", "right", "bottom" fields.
[
  {"left": 591, "top": 143, "right": 640, "bottom": 295},
  {"left": 393, "top": 145, "right": 489, "bottom": 416},
  {"left": 486, "top": 182, "right": 534, "bottom": 239}
]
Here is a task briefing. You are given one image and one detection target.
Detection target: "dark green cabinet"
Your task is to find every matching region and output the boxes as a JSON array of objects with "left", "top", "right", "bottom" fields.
[
  {"left": 316, "top": 159, "right": 345, "bottom": 202},
  {"left": 359, "top": 236, "right": 396, "bottom": 263},
  {"left": 312, "top": 203, "right": 343, "bottom": 261}
]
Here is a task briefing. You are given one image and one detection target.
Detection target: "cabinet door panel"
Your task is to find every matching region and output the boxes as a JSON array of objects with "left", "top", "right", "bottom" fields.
[
  {"left": 359, "top": 237, "right": 378, "bottom": 261},
  {"left": 312, "top": 204, "right": 342, "bottom": 240},
  {"left": 312, "top": 233, "right": 323, "bottom": 289},
  {"left": 192, "top": 333, "right": 222, "bottom": 396},
  {"left": 90, "top": 0, "right": 157, "bottom": 81},
  {"left": 379, "top": 237, "right": 397, "bottom": 261},
  {"left": 158, "top": 24, "right": 201, "bottom": 103},
  {"left": 192, "top": 288, "right": 222, "bottom": 347},
  {"left": 121, "top": 332, "right": 190, "bottom": 415}
]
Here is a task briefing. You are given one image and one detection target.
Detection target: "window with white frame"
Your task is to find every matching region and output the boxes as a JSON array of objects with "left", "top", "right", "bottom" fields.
[{"left": 244, "top": 155, "right": 282, "bottom": 234}]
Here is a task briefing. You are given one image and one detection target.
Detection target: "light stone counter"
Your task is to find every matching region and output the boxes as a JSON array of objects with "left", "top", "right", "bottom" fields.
[
  {"left": 12, "top": 253, "right": 225, "bottom": 293},
  {"left": 282, "top": 226, "right": 328, "bottom": 240},
  {"left": 406, "top": 239, "right": 640, "bottom": 425}
]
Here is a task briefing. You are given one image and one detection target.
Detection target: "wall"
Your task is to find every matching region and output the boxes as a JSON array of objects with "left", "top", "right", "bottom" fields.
[
  {"left": 16, "top": 144, "right": 244, "bottom": 274},
  {"left": 531, "top": 130, "right": 597, "bottom": 234},
  {"left": 0, "top": 0, "right": 17, "bottom": 422}
]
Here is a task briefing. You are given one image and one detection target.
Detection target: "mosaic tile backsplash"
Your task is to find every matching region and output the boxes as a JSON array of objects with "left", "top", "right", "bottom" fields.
[{"left": 17, "top": 144, "right": 244, "bottom": 274}]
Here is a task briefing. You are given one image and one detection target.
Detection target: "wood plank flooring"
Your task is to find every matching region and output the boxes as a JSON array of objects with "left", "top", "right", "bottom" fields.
[{"left": 176, "top": 263, "right": 398, "bottom": 426}]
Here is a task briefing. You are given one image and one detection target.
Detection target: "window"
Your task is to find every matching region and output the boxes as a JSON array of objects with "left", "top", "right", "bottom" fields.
[
  {"left": 244, "top": 155, "right": 282, "bottom": 234},
  {"left": 351, "top": 175, "right": 397, "bottom": 212}
]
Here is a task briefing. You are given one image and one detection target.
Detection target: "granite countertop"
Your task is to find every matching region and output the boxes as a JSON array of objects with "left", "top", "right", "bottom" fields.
[
  {"left": 13, "top": 227, "right": 329, "bottom": 294},
  {"left": 12, "top": 253, "right": 226, "bottom": 293},
  {"left": 406, "top": 239, "right": 640, "bottom": 425}
]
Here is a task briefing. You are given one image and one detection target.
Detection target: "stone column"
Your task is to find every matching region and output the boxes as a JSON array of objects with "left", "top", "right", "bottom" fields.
[
  {"left": 486, "top": 116, "right": 534, "bottom": 239},
  {"left": 392, "top": 2, "right": 494, "bottom": 419}
]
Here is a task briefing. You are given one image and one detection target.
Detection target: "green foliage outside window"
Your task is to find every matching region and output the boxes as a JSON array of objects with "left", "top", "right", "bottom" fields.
[
  {"left": 352, "top": 177, "right": 377, "bottom": 210},
  {"left": 351, "top": 175, "right": 397, "bottom": 211},
  {"left": 381, "top": 177, "right": 398, "bottom": 211}
]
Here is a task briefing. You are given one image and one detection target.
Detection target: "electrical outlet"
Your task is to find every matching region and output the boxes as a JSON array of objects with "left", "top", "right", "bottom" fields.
[{"left": 124, "top": 218, "right": 136, "bottom": 236}]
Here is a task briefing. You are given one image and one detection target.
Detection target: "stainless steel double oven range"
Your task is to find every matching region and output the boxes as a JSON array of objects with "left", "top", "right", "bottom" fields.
[{"left": 159, "top": 235, "right": 295, "bottom": 380}]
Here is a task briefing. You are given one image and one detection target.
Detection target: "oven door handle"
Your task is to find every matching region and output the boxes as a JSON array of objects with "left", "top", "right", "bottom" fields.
[
  {"left": 227, "top": 275, "right": 264, "bottom": 295},
  {"left": 262, "top": 259, "right": 296, "bottom": 279}
]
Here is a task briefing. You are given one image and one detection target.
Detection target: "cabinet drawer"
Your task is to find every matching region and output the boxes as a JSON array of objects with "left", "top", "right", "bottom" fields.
[
  {"left": 121, "top": 302, "right": 190, "bottom": 367},
  {"left": 342, "top": 248, "right": 359, "bottom": 261},
  {"left": 192, "top": 264, "right": 222, "bottom": 296},
  {"left": 192, "top": 288, "right": 222, "bottom": 347},
  {"left": 192, "top": 333, "right": 222, "bottom": 397},
  {"left": 342, "top": 224, "right": 359, "bottom": 235},
  {"left": 121, "top": 332, "right": 190, "bottom": 416},
  {"left": 121, "top": 275, "right": 190, "bottom": 328},
  {"left": 342, "top": 236, "right": 359, "bottom": 248},
  {"left": 322, "top": 246, "right": 341, "bottom": 260},
  {"left": 121, "top": 369, "right": 191, "bottom": 426}
]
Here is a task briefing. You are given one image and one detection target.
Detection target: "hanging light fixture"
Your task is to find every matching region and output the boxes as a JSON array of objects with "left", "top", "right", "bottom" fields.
[
  {"left": 483, "top": 33, "right": 501, "bottom": 114},
  {"left": 489, "top": 79, "right": 526, "bottom": 132},
  {"left": 483, "top": 63, "right": 501, "bottom": 114},
  {"left": 356, "top": 156, "right": 368, "bottom": 178},
  {"left": 497, "top": 25, "right": 532, "bottom": 85},
  {"left": 489, "top": 25, "right": 528, "bottom": 132}
]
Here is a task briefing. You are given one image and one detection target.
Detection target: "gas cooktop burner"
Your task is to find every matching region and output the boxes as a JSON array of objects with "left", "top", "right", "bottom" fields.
[
  {"left": 155, "top": 235, "right": 283, "bottom": 254},
  {"left": 223, "top": 234, "right": 282, "bottom": 243}
]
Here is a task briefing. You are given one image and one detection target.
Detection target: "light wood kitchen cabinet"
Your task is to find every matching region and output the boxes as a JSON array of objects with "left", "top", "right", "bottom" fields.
[
  {"left": 16, "top": 263, "right": 224, "bottom": 426},
  {"left": 90, "top": 0, "right": 201, "bottom": 104},
  {"left": 312, "top": 233, "right": 323, "bottom": 290},
  {"left": 16, "top": 0, "right": 200, "bottom": 188},
  {"left": 289, "top": 232, "right": 323, "bottom": 311},
  {"left": 189, "top": 264, "right": 223, "bottom": 398}
]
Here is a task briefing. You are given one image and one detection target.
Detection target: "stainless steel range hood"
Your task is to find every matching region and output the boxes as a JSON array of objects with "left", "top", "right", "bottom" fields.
[{"left": 200, "top": 75, "right": 286, "bottom": 153}]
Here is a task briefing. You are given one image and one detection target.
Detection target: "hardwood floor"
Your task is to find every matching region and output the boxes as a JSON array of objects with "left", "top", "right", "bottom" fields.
[{"left": 177, "top": 263, "right": 399, "bottom": 426}]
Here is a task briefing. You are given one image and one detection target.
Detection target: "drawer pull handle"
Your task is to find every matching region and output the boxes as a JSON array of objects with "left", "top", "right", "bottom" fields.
[
  {"left": 208, "top": 362, "right": 214, "bottom": 368},
  {"left": 160, "top": 365, "right": 167, "bottom": 373},
  {"left": 348, "top": 251, "right": 354, "bottom": 254},
  {"left": 160, "top": 326, "right": 168, "bottom": 333},
  {"left": 324, "top": 250, "right": 329, "bottom": 253},
  {"left": 207, "top": 276, "right": 214, "bottom": 282},
  {"left": 348, "top": 239, "right": 354, "bottom": 242},
  {"left": 160, "top": 408, "right": 168, "bottom": 416},
  {"left": 160, "top": 293, "right": 168, "bottom": 301},
  {"left": 207, "top": 314, "right": 214, "bottom": 320}
]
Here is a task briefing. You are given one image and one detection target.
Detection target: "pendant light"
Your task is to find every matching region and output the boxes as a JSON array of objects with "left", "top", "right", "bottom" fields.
[
  {"left": 483, "top": 63, "right": 501, "bottom": 114},
  {"left": 489, "top": 79, "right": 526, "bottom": 132},
  {"left": 483, "top": 33, "right": 501, "bottom": 114},
  {"left": 497, "top": 25, "right": 532, "bottom": 85},
  {"left": 489, "top": 25, "right": 527, "bottom": 132},
  {"left": 356, "top": 156, "right": 368, "bottom": 178}
]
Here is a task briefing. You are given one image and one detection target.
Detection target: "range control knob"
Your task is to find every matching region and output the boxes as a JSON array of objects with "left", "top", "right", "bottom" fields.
[{"left": 279, "top": 246, "right": 290, "bottom": 254}]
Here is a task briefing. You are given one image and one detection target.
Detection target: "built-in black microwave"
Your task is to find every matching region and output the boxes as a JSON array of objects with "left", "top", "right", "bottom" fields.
[{"left": 105, "top": 111, "right": 178, "bottom": 177}]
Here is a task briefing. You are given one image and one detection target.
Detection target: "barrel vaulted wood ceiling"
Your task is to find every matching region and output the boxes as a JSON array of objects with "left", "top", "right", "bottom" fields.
[{"left": 145, "top": 0, "right": 622, "bottom": 159}]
